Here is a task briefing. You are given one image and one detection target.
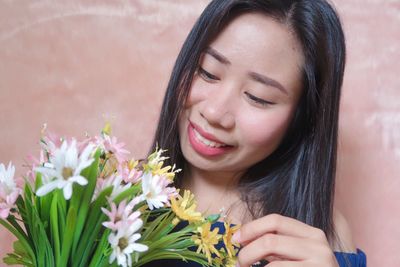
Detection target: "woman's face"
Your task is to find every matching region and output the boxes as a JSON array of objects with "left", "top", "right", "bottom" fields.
[{"left": 179, "top": 13, "right": 304, "bottom": 178}]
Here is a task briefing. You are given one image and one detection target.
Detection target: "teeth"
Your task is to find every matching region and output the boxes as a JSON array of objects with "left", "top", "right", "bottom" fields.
[{"left": 193, "top": 128, "right": 226, "bottom": 148}]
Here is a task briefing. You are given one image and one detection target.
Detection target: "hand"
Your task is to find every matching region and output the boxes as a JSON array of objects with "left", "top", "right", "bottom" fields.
[{"left": 232, "top": 213, "right": 339, "bottom": 267}]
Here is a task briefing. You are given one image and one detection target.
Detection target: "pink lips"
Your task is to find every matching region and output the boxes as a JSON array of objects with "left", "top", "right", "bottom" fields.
[{"left": 187, "top": 121, "right": 233, "bottom": 157}]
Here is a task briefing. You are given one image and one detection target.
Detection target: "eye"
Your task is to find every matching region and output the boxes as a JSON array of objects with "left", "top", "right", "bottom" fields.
[
  {"left": 197, "top": 66, "right": 220, "bottom": 82},
  {"left": 244, "top": 92, "right": 276, "bottom": 107}
]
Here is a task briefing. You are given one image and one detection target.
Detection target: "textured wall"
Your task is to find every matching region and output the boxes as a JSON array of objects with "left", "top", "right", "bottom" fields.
[{"left": 0, "top": 1, "right": 399, "bottom": 266}]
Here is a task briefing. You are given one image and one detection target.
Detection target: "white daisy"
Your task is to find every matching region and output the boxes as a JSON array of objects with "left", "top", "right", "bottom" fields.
[
  {"left": 141, "top": 172, "right": 176, "bottom": 210},
  {"left": 35, "top": 139, "right": 95, "bottom": 200},
  {"left": 0, "top": 162, "right": 17, "bottom": 190},
  {"left": 108, "top": 219, "right": 148, "bottom": 267},
  {"left": 0, "top": 162, "right": 21, "bottom": 219}
]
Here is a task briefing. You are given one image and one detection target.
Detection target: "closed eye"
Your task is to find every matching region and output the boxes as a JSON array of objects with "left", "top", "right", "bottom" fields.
[
  {"left": 244, "top": 92, "right": 276, "bottom": 106},
  {"left": 198, "top": 67, "right": 220, "bottom": 82}
]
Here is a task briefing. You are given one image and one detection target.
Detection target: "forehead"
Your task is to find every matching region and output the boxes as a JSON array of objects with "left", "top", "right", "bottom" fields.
[
  {"left": 206, "top": 12, "right": 304, "bottom": 96},
  {"left": 211, "top": 12, "right": 303, "bottom": 62}
]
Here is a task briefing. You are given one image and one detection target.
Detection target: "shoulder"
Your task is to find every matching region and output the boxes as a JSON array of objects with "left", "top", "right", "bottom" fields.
[{"left": 332, "top": 208, "right": 357, "bottom": 253}]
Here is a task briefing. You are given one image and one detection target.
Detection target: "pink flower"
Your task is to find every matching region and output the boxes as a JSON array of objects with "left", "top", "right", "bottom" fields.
[
  {"left": 101, "top": 197, "right": 142, "bottom": 231},
  {"left": 25, "top": 150, "right": 46, "bottom": 183},
  {"left": 40, "top": 127, "right": 94, "bottom": 157},
  {"left": 93, "top": 174, "right": 131, "bottom": 201},
  {"left": 40, "top": 130, "right": 66, "bottom": 157},
  {"left": 118, "top": 161, "right": 142, "bottom": 184},
  {"left": 77, "top": 136, "right": 95, "bottom": 154},
  {"left": 0, "top": 162, "right": 22, "bottom": 219},
  {"left": 95, "top": 135, "right": 130, "bottom": 163}
]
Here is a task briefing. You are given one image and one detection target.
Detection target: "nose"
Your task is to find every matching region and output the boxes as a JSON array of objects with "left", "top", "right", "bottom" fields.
[{"left": 200, "top": 83, "right": 236, "bottom": 129}]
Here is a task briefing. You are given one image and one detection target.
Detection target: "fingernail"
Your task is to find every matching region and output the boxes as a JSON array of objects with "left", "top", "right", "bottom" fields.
[
  {"left": 235, "top": 263, "right": 241, "bottom": 267},
  {"left": 232, "top": 230, "right": 241, "bottom": 243}
]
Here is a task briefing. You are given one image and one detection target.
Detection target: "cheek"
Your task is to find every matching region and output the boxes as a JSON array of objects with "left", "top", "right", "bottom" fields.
[
  {"left": 238, "top": 109, "right": 293, "bottom": 149},
  {"left": 180, "top": 79, "right": 203, "bottom": 134},
  {"left": 185, "top": 77, "right": 210, "bottom": 107}
]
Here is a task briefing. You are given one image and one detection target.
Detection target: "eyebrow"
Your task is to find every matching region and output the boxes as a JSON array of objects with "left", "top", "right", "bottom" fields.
[
  {"left": 205, "top": 47, "right": 231, "bottom": 65},
  {"left": 205, "top": 46, "right": 288, "bottom": 95},
  {"left": 248, "top": 72, "right": 288, "bottom": 95}
]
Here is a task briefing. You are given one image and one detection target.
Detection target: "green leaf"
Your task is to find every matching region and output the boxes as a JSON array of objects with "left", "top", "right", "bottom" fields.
[
  {"left": 11, "top": 174, "right": 55, "bottom": 266},
  {"left": 85, "top": 186, "right": 113, "bottom": 232},
  {"left": 166, "top": 239, "right": 195, "bottom": 249},
  {"left": 141, "top": 210, "right": 179, "bottom": 241},
  {"left": 7, "top": 240, "right": 35, "bottom": 265},
  {"left": 13, "top": 240, "right": 28, "bottom": 258},
  {"left": 56, "top": 191, "right": 67, "bottom": 245},
  {"left": 34, "top": 172, "right": 43, "bottom": 192},
  {"left": 32, "top": 199, "right": 55, "bottom": 265},
  {"left": 7, "top": 215, "right": 29, "bottom": 243},
  {"left": 87, "top": 229, "right": 111, "bottom": 267},
  {"left": 50, "top": 192, "right": 61, "bottom": 263},
  {"left": 3, "top": 253, "right": 34, "bottom": 266},
  {"left": 141, "top": 210, "right": 171, "bottom": 240},
  {"left": 71, "top": 149, "right": 100, "bottom": 256},
  {"left": 73, "top": 186, "right": 112, "bottom": 267},
  {"left": 206, "top": 214, "right": 220, "bottom": 223},
  {"left": 25, "top": 195, "right": 55, "bottom": 266},
  {"left": 0, "top": 219, "right": 35, "bottom": 264},
  {"left": 39, "top": 189, "right": 53, "bottom": 233},
  {"left": 58, "top": 206, "right": 77, "bottom": 267},
  {"left": 75, "top": 213, "right": 107, "bottom": 267},
  {"left": 136, "top": 249, "right": 210, "bottom": 267}
]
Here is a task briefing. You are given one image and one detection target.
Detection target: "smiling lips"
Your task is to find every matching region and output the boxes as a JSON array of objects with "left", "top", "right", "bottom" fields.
[{"left": 187, "top": 121, "right": 233, "bottom": 157}]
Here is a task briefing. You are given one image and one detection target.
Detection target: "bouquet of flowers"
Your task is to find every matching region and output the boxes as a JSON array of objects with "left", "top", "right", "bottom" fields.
[{"left": 0, "top": 124, "right": 239, "bottom": 267}]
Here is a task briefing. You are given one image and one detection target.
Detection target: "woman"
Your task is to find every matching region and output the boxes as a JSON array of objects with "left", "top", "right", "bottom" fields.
[{"left": 146, "top": 0, "right": 366, "bottom": 266}]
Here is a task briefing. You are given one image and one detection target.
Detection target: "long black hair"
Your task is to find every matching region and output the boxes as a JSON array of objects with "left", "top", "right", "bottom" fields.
[{"left": 150, "top": 0, "right": 346, "bottom": 245}]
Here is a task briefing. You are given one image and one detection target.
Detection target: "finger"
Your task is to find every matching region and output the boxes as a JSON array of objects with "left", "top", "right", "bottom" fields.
[
  {"left": 233, "top": 213, "right": 326, "bottom": 245},
  {"left": 236, "top": 233, "right": 326, "bottom": 267}
]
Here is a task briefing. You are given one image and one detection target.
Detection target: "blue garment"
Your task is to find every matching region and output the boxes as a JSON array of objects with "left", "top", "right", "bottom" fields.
[
  {"left": 335, "top": 249, "right": 367, "bottom": 267},
  {"left": 143, "top": 221, "right": 366, "bottom": 267}
]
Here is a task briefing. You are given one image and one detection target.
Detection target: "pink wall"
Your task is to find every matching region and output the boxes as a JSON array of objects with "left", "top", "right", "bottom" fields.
[{"left": 0, "top": 1, "right": 398, "bottom": 266}]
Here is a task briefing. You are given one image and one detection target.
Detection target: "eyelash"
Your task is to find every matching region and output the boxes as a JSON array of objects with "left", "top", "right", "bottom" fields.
[
  {"left": 244, "top": 92, "right": 275, "bottom": 106},
  {"left": 198, "top": 67, "right": 219, "bottom": 82},
  {"left": 197, "top": 66, "right": 275, "bottom": 107}
]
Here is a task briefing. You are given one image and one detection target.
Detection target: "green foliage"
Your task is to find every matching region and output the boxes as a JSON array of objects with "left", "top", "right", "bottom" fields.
[{"left": 1, "top": 135, "right": 236, "bottom": 267}]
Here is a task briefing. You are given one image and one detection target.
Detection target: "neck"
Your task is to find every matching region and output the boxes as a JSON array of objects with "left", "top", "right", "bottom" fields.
[{"left": 181, "top": 164, "right": 249, "bottom": 224}]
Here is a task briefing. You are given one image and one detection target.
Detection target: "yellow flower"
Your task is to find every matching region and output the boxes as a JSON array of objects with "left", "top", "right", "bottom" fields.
[
  {"left": 142, "top": 148, "right": 181, "bottom": 180},
  {"left": 223, "top": 221, "right": 240, "bottom": 257},
  {"left": 171, "top": 190, "right": 203, "bottom": 223},
  {"left": 214, "top": 249, "right": 237, "bottom": 267},
  {"left": 127, "top": 159, "right": 139, "bottom": 170},
  {"left": 100, "top": 153, "right": 119, "bottom": 178},
  {"left": 102, "top": 121, "right": 112, "bottom": 136},
  {"left": 192, "top": 222, "right": 222, "bottom": 264},
  {"left": 223, "top": 255, "right": 237, "bottom": 267}
]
